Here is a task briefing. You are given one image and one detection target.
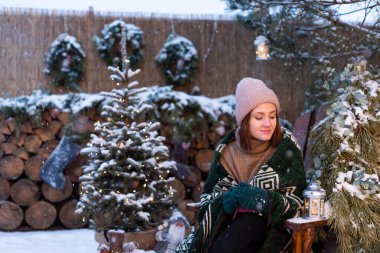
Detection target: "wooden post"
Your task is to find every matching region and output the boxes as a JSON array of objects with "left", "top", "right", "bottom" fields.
[{"left": 108, "top": 230, "right": 124, "bottom": 253}]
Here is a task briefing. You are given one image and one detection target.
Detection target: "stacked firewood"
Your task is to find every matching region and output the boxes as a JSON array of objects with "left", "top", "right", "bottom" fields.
[
  {"left": 0, "top": 109, "right": 92, "bottom": 231},
  {"left": 0, "top": 107, "right": 234, "bottom": 230},
  {"left": 164, "top": 114, "right": 234, "bottom": 225}
]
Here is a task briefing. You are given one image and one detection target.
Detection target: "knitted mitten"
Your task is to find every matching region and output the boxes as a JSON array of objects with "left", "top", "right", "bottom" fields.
[
  {"left": 223, "top": 182, "right": 271, "bottom": 214},
  {"left": 222, "top": 190, "right": 238, "bottom": 214}
]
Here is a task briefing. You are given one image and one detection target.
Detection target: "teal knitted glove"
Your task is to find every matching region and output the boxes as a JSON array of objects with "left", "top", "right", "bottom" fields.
[
  {"left": 223, "top": 189, "right": 238, "bottom": 214},
  {"left": 223, "top": 182, "right": 271, "bottom": 214}
]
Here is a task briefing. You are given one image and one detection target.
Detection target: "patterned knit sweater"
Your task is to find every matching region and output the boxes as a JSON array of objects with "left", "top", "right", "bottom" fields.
[{"left": 176, "top": 128, "right": 307, "bottom": 253}]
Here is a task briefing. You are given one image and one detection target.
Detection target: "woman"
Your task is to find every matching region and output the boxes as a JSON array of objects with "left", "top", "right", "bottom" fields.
[{"left": 176, "top": 78, "right": 307, "bottom": 253}]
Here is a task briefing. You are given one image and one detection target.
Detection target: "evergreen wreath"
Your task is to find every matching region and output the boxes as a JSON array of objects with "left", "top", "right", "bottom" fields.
[
  {"left": 155, "top": 33, "right": 199, "bottom": 86},
  {"left": 43, "top": 33, "right": 85, "bottom": 90},
  {"left": 93, "top": 20, "right": 144, "bottom": 70}
]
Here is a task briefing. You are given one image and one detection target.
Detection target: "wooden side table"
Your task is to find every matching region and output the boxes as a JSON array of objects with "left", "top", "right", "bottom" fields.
[{"left": 285, "top": 217, "right": 328, "bottom": 253}]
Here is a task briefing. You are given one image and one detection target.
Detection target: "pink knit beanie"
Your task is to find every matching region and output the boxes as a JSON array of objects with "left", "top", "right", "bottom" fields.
[{"left": 235, "top": 77, "right": 280, "bottom": 125}]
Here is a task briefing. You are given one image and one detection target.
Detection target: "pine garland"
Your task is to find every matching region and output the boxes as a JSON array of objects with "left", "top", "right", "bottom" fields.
[
  {"left": 43, "top": 33, "right": 85, "bottom": 90},
  {"left": 309, "top": 63, "right": 380, "bottom": 253}
]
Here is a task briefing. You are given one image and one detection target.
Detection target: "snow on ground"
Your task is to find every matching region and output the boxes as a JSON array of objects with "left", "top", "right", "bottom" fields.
[
  {"left": 0, "top": 229, "right": 98, "bottom": 253},
  {"left": 0, "top": 229, "right": 153, "bottom": 253}
]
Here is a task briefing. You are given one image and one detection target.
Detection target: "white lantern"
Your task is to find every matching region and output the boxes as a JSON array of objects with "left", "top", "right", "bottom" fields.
[
  {"left": 302, "top": 182, "right": 326, "bottom": 220},
  {"left": 254, "top": 35, "right": 270, "bottom": 61},
  {"left": 355, "top": 57, "right": 367, "bottom": 74}
]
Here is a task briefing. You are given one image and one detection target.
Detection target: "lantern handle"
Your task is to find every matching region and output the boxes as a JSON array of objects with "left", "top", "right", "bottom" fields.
[{"left": 255, "top": 27, "right": 266, "bottom": 37}]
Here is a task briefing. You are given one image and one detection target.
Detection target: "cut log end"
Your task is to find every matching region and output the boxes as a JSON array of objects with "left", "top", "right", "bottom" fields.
[
  {"left": 10, "top": 178, "right": 41, "bottom": 206},
  {"left": 25, "top": 200, "right": 57, "bottom": 230},
  {"left": 0, "top": 201, "right": 24, "bottom": 230},
  {"left": 41, "top": 177, "right": 73, "bottom": 203},
  {"left": 0, "top": 155, "right": 25, "bottom": 180},
  {"left": 168, "top": 179, "right": 186, "bottom": 205},
  {"left": 59, "top": 199, "right": 89, "bottom": 229},
  {"left": 0, "top": 177, "right": 11, "bottom": 201}
]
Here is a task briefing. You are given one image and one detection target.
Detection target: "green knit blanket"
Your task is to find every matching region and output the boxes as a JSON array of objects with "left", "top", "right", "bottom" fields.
[{"left": 176, "top": 128, "right": 307, "bottom": 253}]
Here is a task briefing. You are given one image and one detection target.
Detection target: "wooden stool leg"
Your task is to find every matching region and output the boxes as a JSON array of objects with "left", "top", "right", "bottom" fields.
[
  {"left": 302, "top": 227, "right": 316, "bottom": 253},
  {"left": 291, "top": 229, "right": 303, "bottom": 253},
  {"left": 285, "top": 218, "right": 328, "bottom": 253}
]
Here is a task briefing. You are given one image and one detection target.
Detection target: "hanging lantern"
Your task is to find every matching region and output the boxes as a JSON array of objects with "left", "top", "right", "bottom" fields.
[
  {"left": 302, "top": 182, "right": 326, "bottom": 220},
  {"left": 355, "top": 57, "right": 367, "bottom": 74},
  {"left": 254, "top": 35, "right": 270, "bottom": 61}
]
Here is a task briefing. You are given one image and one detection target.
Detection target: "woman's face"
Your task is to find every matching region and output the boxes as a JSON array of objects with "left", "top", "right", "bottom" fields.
[{"left": 248, "top": 102, "right": 277, "bottom": 141}]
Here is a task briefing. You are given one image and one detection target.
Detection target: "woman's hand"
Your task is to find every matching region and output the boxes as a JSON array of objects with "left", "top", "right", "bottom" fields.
[{"left": 223, "top": 182, "right": 271, "bottom": 215}]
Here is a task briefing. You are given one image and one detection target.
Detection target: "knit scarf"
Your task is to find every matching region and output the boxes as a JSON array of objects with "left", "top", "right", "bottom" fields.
[{"left": 220, "top": 134, "right": 276, "bottom": 182}]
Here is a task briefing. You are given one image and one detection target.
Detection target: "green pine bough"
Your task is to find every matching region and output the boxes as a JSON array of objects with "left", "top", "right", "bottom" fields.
[{"left": 309, "top": 63, "right": 380, "bottom": 253}]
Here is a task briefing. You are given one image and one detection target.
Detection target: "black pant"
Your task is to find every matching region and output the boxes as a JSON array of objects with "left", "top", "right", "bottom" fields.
[{"left": 209, "top": 213, "right": 268, "bottom": 253}]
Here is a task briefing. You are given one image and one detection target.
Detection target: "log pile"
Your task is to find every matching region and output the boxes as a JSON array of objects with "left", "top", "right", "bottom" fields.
[
  {"left": 162, "top": 115, "right": 234, "bottom": 225},
  {"left": 0, "top": 109, "right": 91, "bottom": 231},
  {"left": 0, "top": 105, "right": 235, "bottom": 230}
]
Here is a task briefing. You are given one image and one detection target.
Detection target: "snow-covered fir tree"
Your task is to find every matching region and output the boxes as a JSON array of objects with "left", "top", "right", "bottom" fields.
[
  {"left": 77, "top": 24, "right": 176, "bottom": 232},
  {"left": 309, "top": 63, "right": 380, "bottom": 253}
]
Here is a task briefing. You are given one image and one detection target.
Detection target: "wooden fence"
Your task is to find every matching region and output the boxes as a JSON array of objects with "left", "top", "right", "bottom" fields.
[{"left": 1, "top": 7, "right": 313, "bottom": 123}]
